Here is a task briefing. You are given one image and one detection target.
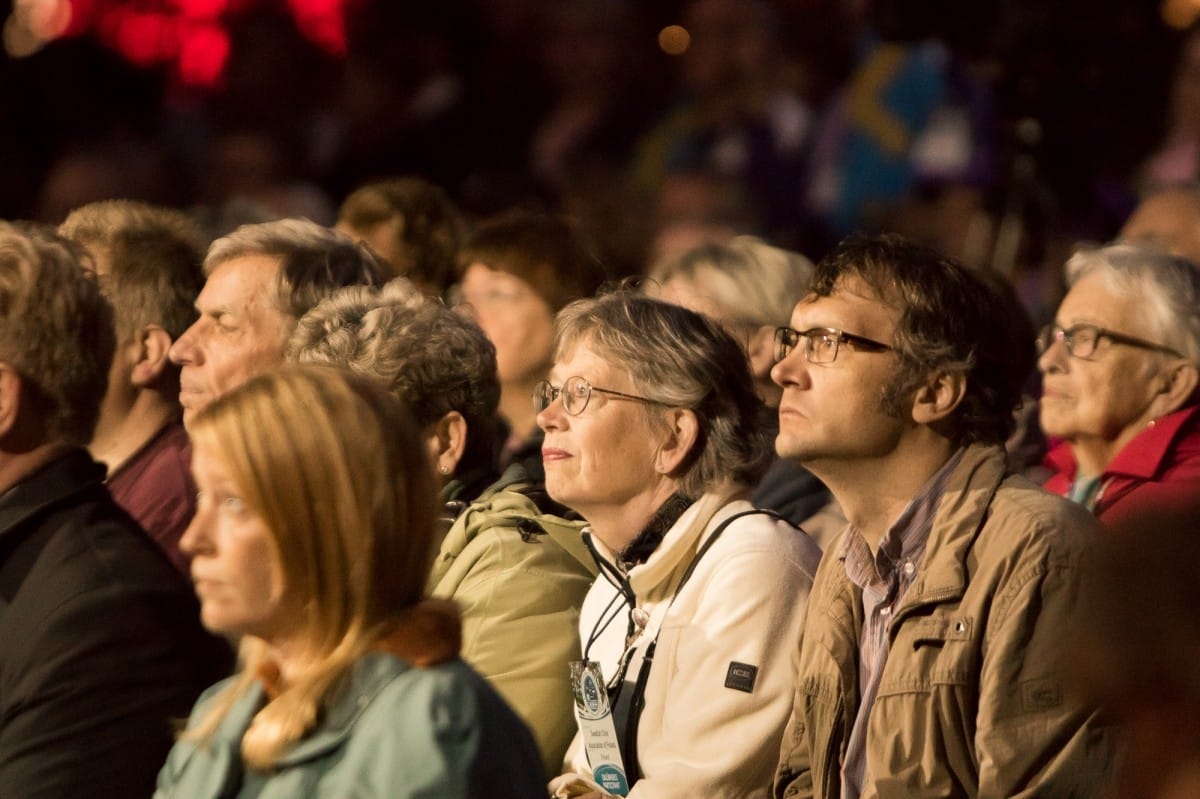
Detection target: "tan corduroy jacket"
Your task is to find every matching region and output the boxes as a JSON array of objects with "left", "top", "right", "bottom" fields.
[{"left": 774, "top": 444, "right": 1118, "bottom": 799}]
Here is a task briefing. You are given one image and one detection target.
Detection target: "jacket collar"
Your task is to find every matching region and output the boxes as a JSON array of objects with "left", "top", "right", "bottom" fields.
[
  {"left": 213, "top": 602, "right": 463, "bottom": 769},
  {"left": 0, "top": 448, "right": 105, "bottom": 540},
  {"left": 430, "top": 469, "right": 595, "bottom": 581},
  {"left": 207, "top": 652, "right": 416, "bottom": 769},
  {"left": 1044, "top": 404, "right": 1200, "bottom": 485},
  {"left": 1096, "top": 404, "right": 1200, "bottom": 480},
  {"left": 622, "top": 486, "right": 745, "bottom": 600},
  {"left": 894, "top": 443, "right": 1009, "bottom": 613}
]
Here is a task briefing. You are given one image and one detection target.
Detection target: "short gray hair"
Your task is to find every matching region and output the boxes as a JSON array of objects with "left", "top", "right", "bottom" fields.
[
  {"left": 554, "top": 292, "right": 770, "bottom": 498},
  {"left": 1065, "top": 243, "right": 1200, "bottom": 363},
  {"left": 207, "top": 218, "right": 387, "bottom": 323},
  {"left": 287, "top": 278, "right": 500, "bottom": 473},
  {"left": 647, "top": 235, "right": 814, "bottom": 328}
]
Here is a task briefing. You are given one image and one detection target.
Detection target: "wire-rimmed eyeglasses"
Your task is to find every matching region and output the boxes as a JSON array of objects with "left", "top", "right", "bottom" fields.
[
  {"left": 1036, "top": 323, "right": 1183, "bottom": 360},
  {"left": 533, "top": 376, "right": 663, "bottom": 416},
  {"left": 773, "top": 326, "right": 893, "bottom": 365}
]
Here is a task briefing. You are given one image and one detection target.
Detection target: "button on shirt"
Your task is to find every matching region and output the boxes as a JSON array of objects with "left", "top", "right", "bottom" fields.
[{"left": 839, "top": 448, "right": 965, "bottom": 799}]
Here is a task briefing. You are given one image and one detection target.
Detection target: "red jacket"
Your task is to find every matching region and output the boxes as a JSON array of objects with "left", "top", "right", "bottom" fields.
[{"left": 1043, "top": 404, "right": 1200, "bottom": 525}]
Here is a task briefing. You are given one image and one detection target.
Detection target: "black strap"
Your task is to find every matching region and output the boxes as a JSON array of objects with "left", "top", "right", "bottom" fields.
[{"left": 621, "top": 508, "right": 786, "bottom": 779}]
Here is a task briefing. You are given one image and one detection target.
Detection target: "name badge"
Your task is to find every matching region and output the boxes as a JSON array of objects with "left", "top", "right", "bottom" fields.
[{"left": 569, "top": 660, "right": 630, "bottom": 796}]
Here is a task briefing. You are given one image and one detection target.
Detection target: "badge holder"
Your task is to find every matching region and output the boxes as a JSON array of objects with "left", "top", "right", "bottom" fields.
[{"left": 569, "top": 660, "right": 630, "bottom": 796}]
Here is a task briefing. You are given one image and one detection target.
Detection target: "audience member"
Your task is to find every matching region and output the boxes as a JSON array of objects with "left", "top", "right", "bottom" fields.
[
  {"left": 629, "top": 0, "right": 812, "bottom": 245},
  {"left": 647, "top": 236, "right": 841, "bottom": 545},
  {"left": 454, "top": 211, "right": 609, "bottom": 472},
  {"left": 1119, "top": 183, "right": 1200, "bottom": 264},
  {"left": 155, "top": 365, "right": 545, "bottom": 797},
  {"left": 1140, "top": 23, "right": 1200, "bottom": 190},
  {"left": 168, "top": 218, "right": 386, "bottom": 426},
  {"left": 802, "top": 1, "right": 994, "bottom": 259},
  {"left": 528, "top": 0, "right": 658, "bottom": 193},
  {"left": 772, "top": 234, "right": 1114, "bottom": 797},
  {"left": 541, "top": 293, "right": 821, "bottom": 797},
  {"left": 1039, "top": 243, "right": 1200, "bottom": 524},
  {"left": 288, "top": 279, "right": 596, "bottom": 774},
  {"left": 335, "top": 176, "right": 466, "bottom": 297},
  {"left": 59, "top": 199, "right": 205, "bottom": 573},
  {"left": 0, "top": 223, "right": 230, "bottom": 798}
]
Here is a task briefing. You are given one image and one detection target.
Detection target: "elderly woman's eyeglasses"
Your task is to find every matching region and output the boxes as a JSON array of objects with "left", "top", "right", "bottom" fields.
[
  {"left": 774, "top": 326, "right": 892, "bottom": 365},
  {"left": 1036, "top": 324, "right": 1183, "bottom": 360},
  {"left": 533, "top": 376, "right": 661, "bottom": 416}
]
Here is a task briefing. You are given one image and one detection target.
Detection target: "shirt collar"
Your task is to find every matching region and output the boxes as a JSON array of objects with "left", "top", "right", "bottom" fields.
[{"left": 841, "top": 447, "right": 966, "bottom": 601}]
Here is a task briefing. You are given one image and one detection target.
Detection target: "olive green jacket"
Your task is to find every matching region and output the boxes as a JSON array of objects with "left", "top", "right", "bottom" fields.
[
  {"left": 774, "top": 444, "right": 1117, "bottom": 799},
  {"left": 429, "top": 467, "right": 597, "bottom": 777}
]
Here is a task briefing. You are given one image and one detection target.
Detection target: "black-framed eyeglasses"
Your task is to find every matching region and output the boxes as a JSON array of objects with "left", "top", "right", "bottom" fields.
[
  {"left": 774, "top": 326, "right": 893, "bottom": 365},
  {"left": 533, "top": 376, "right": 664, "bottom": 416},
  {"left": 1036, "top": 323, "right": 1183, "bottom": 360}
]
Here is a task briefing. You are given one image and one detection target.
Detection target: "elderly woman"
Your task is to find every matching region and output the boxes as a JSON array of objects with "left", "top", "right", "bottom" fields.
[
  {"left": 1039, "top": 243, "right": 1200, "bottom": 523},
  {"left": 287, "top": 279, "right": 596, "bottom": 776},
  {"left": 540, "top": 293, "right": 822, "bottom": 798},
  {"left": 154, "top": 365, "right": 545, "bottom": 798}
]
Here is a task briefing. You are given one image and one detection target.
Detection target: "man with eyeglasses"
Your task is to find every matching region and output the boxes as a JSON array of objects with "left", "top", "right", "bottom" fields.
[{"left": 771, "top": 234, "right": 1115, "bottom": 799}]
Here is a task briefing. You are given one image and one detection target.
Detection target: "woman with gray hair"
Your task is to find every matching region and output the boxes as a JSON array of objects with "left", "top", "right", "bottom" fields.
[
  {"left": 539, "top": 292, "right": 821, "bottom": 798},
  {"left": 1039, "top": 242, "right": 1200, "bottom": 524}
]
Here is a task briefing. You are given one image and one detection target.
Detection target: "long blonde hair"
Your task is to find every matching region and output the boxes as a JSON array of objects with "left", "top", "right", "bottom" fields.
[{"left": 184, "top": 364, "right": 439, "bottom": 768}]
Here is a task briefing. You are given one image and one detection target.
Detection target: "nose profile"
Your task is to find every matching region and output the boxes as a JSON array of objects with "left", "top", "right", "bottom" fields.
[
  {"left": 169, "top": 324, "right": 200, "bottom": 366},
  {"left": 771, "top": 348, "right": 809, "bottom": 389}
]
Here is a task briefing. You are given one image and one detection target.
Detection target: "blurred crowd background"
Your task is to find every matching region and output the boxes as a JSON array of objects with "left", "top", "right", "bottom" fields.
[{"left": 0, "top": 0, "right": 1192, "bottom": 323}]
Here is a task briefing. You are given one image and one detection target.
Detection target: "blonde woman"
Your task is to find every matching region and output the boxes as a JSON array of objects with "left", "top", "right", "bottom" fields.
[{"left": 154, "top": 365, "right": 544, "bottom": 798}]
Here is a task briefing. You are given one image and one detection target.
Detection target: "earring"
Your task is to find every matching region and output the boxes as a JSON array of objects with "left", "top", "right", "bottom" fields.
[{"left": 439, "top": 464, "right": 451, "bottom": 475}]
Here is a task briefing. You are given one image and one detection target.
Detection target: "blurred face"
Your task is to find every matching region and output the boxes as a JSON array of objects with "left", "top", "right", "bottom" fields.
[
  {"left": 336, "top": 219, "right": 403, "bottom": 276},
  {"left": 458, "top": 263, "right": 555, "bottom": 386},
  {"left": 658, "top": 274, "right": 781, "bottom": 407},
  {"left": 1119, "top": 191, "right": 1200, "bottom": 266},
  {"left": 181, "top": 442, "right": 294, "bottom": 643},
  {"left": 770, "top": 277, "right": 905, "bottom": 473},
  {"left": 536, "top": 343, "right": 668, "bottom": 529},
  {"left": 169, "top": 255, "right": 291, "bottom": 427},
  {"left": 1038, "top": 272, "right": 1173, "bottom": 454}
]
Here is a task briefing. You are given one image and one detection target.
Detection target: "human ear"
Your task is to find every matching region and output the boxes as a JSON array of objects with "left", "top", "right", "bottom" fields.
[
  {"left": 911, "top": 370, "right": 968, "bottom": 425},
  {"left": 131, "top": 326, "right": 174, "bottom": 387},
  {"left": 655, "top": 408, "right": 701, "bottom": 475},
  {"left": 1153, "top": 361, "right": 1200, "bottom": 417},
  {"left": 430, "top": 411, "right": 469, "bottom": 476}
]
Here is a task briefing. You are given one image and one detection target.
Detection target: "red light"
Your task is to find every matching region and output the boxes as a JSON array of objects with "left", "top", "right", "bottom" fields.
[
  {"left": 112, "top": 10, "right": 178, "bottom": 66},
  {"left": 170, "top": 0, "right": 227, "bottom": 20},
  {"left": 178, "top": 23, "right": 229, "bottom": 87},
  {"left": 287, "top": 0, "right": 346, "bottom": 54}
]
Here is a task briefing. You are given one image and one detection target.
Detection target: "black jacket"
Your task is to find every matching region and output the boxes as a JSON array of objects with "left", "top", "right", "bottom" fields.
[{"left": 0, "top": 449, "right": 232, "bottom": 798}]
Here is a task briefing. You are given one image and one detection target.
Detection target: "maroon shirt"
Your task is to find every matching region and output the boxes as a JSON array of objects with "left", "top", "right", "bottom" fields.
[{"left": 107, "top": 421, "right": 194, "bottom": 575}]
